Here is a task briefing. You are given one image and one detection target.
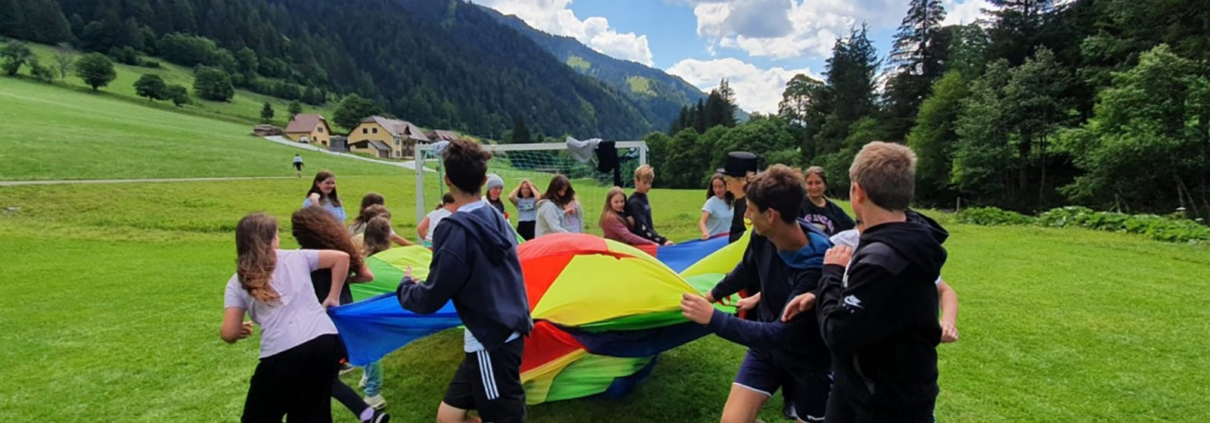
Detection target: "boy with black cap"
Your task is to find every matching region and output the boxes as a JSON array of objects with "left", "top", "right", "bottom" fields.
[
  {"left": 397, "top": 139, "right": 534, "bottom": 423},
  {"left": 784, "top": 141, "right": 947, "bottom": 422}
]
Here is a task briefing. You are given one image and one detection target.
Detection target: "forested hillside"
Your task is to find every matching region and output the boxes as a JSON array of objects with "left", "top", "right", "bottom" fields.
[{"left": 0, "top": 0, "right": 660, "bottom": 139}]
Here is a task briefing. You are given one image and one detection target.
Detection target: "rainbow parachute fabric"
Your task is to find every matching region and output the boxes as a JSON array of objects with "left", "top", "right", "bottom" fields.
[{"left": 329, "top": 232, "right": 751, "bottom": 404}]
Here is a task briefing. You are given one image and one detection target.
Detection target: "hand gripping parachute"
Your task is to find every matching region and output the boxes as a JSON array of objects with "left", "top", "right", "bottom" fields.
[{"left": 329, "top": 231, "right": 752, "bottom": 404}]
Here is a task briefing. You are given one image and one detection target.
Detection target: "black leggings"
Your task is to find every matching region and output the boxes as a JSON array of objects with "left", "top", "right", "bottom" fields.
[
  {"left": 333, "top": 378, "right": 368, "bottom": 418},
  {"left": 242, "top": 334, "right": 342, "bottom": 423}
]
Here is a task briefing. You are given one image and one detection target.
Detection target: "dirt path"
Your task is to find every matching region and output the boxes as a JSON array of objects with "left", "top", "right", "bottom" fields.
[{"left": 0, "top": 176, "right": 299, "bottom": 186}]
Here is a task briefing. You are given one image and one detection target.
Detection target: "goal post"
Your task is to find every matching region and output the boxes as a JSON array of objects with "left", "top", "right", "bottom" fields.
[{"left": 413, "top": 140, "right": 648, "bottom": 235}]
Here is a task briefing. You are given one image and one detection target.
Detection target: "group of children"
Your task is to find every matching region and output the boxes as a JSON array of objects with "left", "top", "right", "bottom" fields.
[
  {"left": 223, "top": 141, "right": 959, "bottom": 423},
  {"left": 680, "top": 142, "right": 959, "bottom": 423}
]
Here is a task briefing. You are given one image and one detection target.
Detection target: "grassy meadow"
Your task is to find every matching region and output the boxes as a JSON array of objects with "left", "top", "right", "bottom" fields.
[
  {"left": 5, "top": 40, "right": 339, "bottom": 128},
  {"left": 0, "top": 77, "right": 402, "bottom": 181},
  {"left": 1, "top": 60, "right": 1209, "bottom": 423},
  {"left": 2, "top": 177, "right": 1209, "bottom": 423}
]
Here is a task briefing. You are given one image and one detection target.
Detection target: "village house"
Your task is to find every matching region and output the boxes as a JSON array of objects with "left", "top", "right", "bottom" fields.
[
  {"left": 347, "top": 116, "right": 430, "bottom": 159},
  {"left": 285, "top": 114, "right": 333, "bottom": 147}
]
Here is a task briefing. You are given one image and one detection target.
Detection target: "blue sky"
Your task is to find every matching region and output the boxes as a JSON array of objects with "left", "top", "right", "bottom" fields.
[{"left": 476, "top": 0, "right": 988, "bottom": 114}]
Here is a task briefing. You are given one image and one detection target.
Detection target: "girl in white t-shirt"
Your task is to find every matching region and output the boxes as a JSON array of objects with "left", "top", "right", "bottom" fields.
[
  {"left": 417, "top": 193, "right": 456, "bottom": 249},
  {"left": 220, "top": 213, "right": 353, "bottom": 422}
]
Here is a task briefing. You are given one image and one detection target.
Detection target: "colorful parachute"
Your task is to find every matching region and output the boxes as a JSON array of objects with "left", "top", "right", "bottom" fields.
[{"left": 329, "top": 231, "right": 751, "bottom": 404}]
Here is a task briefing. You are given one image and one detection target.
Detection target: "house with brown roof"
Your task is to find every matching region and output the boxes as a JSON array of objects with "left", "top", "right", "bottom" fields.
[
  {"left": 285, "top": 114, "right": 333, "bottom": 147},
  {"left": 425, "top": 129, "right": 460, "bottom": 142},
  {"left": 347, "top": 116, "right": 431, "bottom": 159}
]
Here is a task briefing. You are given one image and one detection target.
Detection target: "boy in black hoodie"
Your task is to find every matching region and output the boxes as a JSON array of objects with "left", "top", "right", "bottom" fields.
[
  {"left": 785, "top": 141, "right": 948, "bottom": 422},
  {"left": 680, "top": 165, "right": 834, "bottom": 423},
  {"left": 397, "top": 139, "right": 534, "bottom": 423},
  {"left": 626, "top": 165, "right": 672, "bottom": 245}
]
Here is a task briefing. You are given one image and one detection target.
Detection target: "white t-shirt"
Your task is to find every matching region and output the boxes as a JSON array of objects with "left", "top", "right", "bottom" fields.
[
  {"left": 425, "top": 208, "right": 453, "bottom": 242},
  {"left": 830, "top": 229, "right": 941, "bottom": 286},
  {"left": 224, "top": 250, "right": 338, "bottom": 358},
  {"left": 701, "top": 196, "right": 734, "bottom": 237}
]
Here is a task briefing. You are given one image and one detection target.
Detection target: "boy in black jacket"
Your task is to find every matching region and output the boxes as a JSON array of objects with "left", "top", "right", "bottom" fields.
[
  {"left": 680, "top": 165, "right": 834, "bottom": 423},
  {"left": 397, "top": 139, "right": 534, "bottom": 423},
  {"left": 786, "top": 142, "right": 947, "bottom": 422},
  {"left": 626, "top": 165, "right": 673, "bottom": 245}
]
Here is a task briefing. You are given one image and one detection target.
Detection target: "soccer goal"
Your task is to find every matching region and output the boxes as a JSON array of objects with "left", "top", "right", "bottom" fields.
[{"left": 413, "top": 140, "right": 648, "bottom": 236}]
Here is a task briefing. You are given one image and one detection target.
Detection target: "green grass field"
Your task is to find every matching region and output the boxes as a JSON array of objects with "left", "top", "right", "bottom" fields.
[
  {"left": 2, "top": 64, "right": 1209, "bottom": 423},
  {"left": 2, "top": 177, "right": 1208, "bottom": 423},
  {"left": 0, "top": 77, "right": 404, "bottom": 180},
  {"left": 5, "top": 41, "right": 339, "bottom": 128}
]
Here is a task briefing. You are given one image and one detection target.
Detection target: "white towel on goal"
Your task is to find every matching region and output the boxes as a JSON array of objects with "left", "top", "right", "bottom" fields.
[{"left": 566, "top": 137, "right": 601, "bottom": 163}]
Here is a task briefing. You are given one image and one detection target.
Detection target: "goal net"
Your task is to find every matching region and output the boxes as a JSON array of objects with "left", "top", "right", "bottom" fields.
[{"left": 413, "top": 140, "right": 648, "bottom": 237}]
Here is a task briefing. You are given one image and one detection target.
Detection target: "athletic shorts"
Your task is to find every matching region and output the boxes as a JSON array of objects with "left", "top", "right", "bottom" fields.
[
  {"left": 733, "top": 348, "right": 831, "bottom": 423},
  {"left": 443, "top": 337, "right": 527, "bottom": 423},
  {"left": 293, "top": 162, "right": 303, "bottom": 171}
]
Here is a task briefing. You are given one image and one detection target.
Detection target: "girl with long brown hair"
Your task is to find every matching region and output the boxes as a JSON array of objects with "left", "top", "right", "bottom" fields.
[
  {"left": 599, "top": 187, "right": 655, "bottom": 246},
  {"left": 304, "top": 170, "right": 347, "bottom": 223},
  {"left": 220, "top": 213, "right": 354, "bottom": 422},
  {"left": 699, "top": 174, "right": 735, "bottom": 240},
  {"left": 535, "top": 175, "right": 581, "bottom": 237},
  {"left": 290, "top": 207, "right": 389, "bottom": 422}
]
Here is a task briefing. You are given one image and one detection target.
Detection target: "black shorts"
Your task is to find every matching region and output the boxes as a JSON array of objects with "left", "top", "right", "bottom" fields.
[
  {"left": 242, "top": 334, "right": 344, "bottom": 423},
  {"left": 733, "top": 348, "right": 831, "bottom": 423},
  {"left": 443, "top": 337, "right": 527, "bottom": 423},
  {"left": 825, "top": 390, "right": 936, "bottom": 423},
  {"left": 293, "top": 162, "right": 303, "bottom": 171}
]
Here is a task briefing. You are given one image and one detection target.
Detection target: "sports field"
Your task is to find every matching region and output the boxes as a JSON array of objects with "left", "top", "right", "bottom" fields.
[{"left": 1, "top": 73, "right": 1208, "bottom": 423}]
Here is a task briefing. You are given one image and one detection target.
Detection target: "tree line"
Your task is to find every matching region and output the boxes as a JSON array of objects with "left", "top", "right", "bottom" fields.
[{"left": 642, "top": 0, "right": 1210, "bottom": 220}]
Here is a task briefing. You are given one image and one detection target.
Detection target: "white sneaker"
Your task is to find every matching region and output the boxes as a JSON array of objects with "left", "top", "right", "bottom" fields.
[
  {"left": 364, "top": 394, "right": 386, "bottom": 410},
  {"left": 359, "top": 372, "right": 368, "bottom": 389}
]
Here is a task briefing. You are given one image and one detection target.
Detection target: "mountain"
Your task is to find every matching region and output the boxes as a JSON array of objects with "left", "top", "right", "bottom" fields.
[
  {"left": 473, "top": 5, "right": 707, "bottom": 132},
  {"left": 4, "top": 0, "right": 658, "bottom": 139}
]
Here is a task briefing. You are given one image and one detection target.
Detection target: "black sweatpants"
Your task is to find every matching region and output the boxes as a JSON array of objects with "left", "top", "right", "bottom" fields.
[
  {"left": 242, "top": 334, "right": 344, "bottom": 423},
  {"left": 825, "top": 390, "right": 935, "bottom": 423}
]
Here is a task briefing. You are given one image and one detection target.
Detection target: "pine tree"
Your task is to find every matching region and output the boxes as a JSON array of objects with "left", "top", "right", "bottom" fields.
[
  {"left": 261, "top": 102, "right": 275, "bottom": 123},
  {"left": 885, "top": 0, "right": 947, "bottom": 141},
  {"left": 511, "top": 115, "right": 531, "bottom": 144},
  {"left": 986, "top": 0, "right": 1054, "bottom": 65},
  {"left": 288, "top": 101, "right": 303, "bottom": 121},
  {"left": 823, "top": 25, "right": 880, "bottom": 139}
]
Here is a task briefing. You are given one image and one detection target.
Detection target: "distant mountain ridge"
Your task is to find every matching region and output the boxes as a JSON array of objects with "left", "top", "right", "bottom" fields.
[{"left": 472, "top": 4, "right": 707, "bottom": 132}]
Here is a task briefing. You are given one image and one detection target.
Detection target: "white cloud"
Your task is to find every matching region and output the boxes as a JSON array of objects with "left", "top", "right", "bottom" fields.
[
  {"left": 666, "top": 58, "right": 821, "bottom": 114},
  {"left": 477, "top": 0, "right": 655, "bottom": 66},
  {"left": 942, "top": 0, "right": 989, "bottom": 26},
  {"left": 683, "top": 0, "right": 903, "bottom": 60}
]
